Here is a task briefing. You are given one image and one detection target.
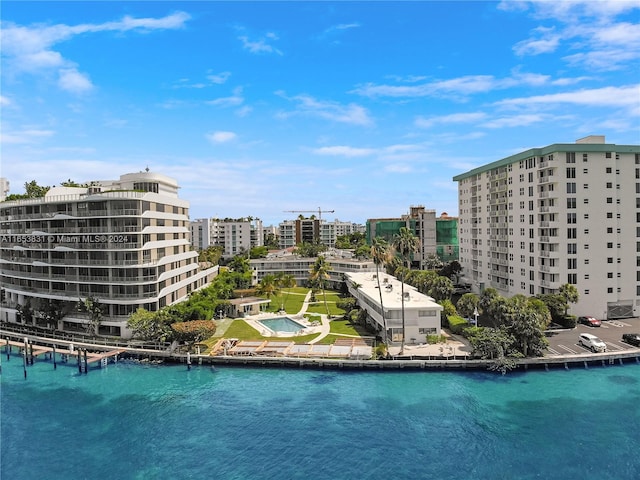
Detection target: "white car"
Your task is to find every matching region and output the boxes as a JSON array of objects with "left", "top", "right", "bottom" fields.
[{"left": 578, "top": 333, "right": 607, "bottom": 353}]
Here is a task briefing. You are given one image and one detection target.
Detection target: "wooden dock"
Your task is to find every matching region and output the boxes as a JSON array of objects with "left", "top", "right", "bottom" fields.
[{"left": 2, "top": 338, "right": 125, "bottom": 366}]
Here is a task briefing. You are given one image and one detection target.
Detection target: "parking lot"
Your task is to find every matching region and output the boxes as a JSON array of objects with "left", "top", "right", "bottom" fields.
[{"left": 545, "top": 317, "right": 640, "bottom": 356}]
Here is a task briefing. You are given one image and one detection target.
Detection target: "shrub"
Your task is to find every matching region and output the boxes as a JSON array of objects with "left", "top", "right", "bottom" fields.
[
  {"left": 555, "top": 314, "right": 577, "bottom": 329},
  {"left": 448, "top": 314, "right": 471, "bottom": 335}
]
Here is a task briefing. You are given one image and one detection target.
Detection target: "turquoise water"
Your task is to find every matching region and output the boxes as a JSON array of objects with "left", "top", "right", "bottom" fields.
[
  {"left": 2, "top": 355, "right": 640, "bottom": 480},
  {"left": 259, "top": 316, "right": 305, "bottom": 333}
]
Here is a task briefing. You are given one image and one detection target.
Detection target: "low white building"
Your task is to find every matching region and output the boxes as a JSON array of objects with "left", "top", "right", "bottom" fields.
[{"left": 345, "top": 271, "right": 442, "bottom": 345}]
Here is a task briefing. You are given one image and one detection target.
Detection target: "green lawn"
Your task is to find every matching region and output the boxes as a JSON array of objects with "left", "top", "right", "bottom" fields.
[
  {"left": 306, "top": 291, "right": 345, "bottom": 316},
  {"left": 263, "top": 287, "right": 309, "bottom": 314},
  {"left": 329, "top": 318, "right": 370, "bottom": 336}
]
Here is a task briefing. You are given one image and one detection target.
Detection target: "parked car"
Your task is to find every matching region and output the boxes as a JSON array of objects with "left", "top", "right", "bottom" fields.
[
  {"left": 578, "top": 333, "right": 607, "bottom": 353},
  {"left": 578, "top": 316, "right": 601, "bottom": 327},
  {"left": 622, "top": 333, "right": 640, "bottom": 347}
]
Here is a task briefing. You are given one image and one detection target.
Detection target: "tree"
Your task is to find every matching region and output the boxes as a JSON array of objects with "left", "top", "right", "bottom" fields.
[
  {"left": 5, "top": 180, "right": 51, "bottom": 201},
  {"left": 127, "top": 308, "right": 172, "bottom": 342},
  {"left": 256, "top": 274, "right": 280, "bottom": 302},
  {"left": 423, "top": 253, "right": 443, "bottom": 270},
  {"left": 275, "top": 273, "right": 296, "bottom": 311},
  {"left": 393, "top": 226, "right": 419, "bottom": 354},
  {"left": 309, "top": 255, "right": 333, "bottom": 317},
  {"left": 371, "top": 237, "right": 393, "bottom": 345},
  {"left": 558, "top": 283, "right": 579, "bottom": 315},
  {"left": 264, "top": 232, "right": 279, "bottom": 249},
  {"left": 426, "top": 275, "right": 454, "bottom": 302},
  {"left": 249, "top": 246, "right": 269, "bottom": 259},
  {"left": 456, "top": 293, "right": 479, "bottom": 320},
  {"left": 170, "top": 320, "right": 217, "bottom": 348},
  {"left": 198, "top": 246, "right": 223, "bottom": 265},
  {"left": 78, "top": 296, "right": 104, "bottom": 335},
  {"left": 506, "top": 308, "right": 548, "bottom": 357}
]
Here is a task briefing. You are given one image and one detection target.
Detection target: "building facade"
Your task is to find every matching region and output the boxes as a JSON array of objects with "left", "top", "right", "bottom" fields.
[
  {"left": 453, "top": 135, "right": 640, "bottom": 319},
  {"left": 0, "top": 171, "right": 218, "bottom": 338},
  {"left": 250, "top": 250, "right": 377, "bottom": 288},
  {"left": 366, "top": 206, "right": 458, "bottom": 267},
  {"left": 345, "top": 271, "right": 442, "bottom": 344},
  {"left": 190, "top": 217, "right": 264, "bottom": 258},
  {"left": 278, "top": 218, "right": 364, "bottom": 249}
]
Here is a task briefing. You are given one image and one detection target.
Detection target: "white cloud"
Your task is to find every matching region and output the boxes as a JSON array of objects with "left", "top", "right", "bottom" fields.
[
  {"left": 482, "top": 114, "right": 548, "bottom": 129},
  {"left": 415, "top": 112, "right": 487, "bottom": 129},
  {"left": 312, "top": 146, "right": 375, "bottom": 157},
  {"left": 206, "top": 87, "right": 244, "bottom": 107},
  {"left": 206, "top": 131, "right": 237, "bottom": 144},
  {"left": 0, "top": 128, "right": 55, "bottom": 144},
  {"left": 494, "top": 84, "right": 640, "bottom": 109},
  {"left": 58, "top": 68, "right": 93, "bottom": 94},
  {"left": 238, "top": 34, "right": 283, "bottom": 55},
  {"left": 1, "top": 12, "right": 190, "bottom": 93},
  {"left": 277, "top": 92, "right": 373, "bottom": 126},
  {"left": 207, "top": 71, "right": 231, "bottom": 84}
]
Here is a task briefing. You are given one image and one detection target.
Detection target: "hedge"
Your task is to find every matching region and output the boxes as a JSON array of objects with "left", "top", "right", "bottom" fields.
[{"left": 448, "top": 314, "right": 472, "bottom": 335}]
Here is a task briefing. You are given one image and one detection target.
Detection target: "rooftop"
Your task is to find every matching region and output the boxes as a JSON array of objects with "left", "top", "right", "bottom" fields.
[{"left": 346, "top": 271, "right": 443, "bottom": 311}]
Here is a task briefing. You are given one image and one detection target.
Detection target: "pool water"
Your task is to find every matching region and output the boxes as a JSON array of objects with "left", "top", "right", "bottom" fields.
[{"left": 258, "top": 316, "right": 306, "bottom": 333}]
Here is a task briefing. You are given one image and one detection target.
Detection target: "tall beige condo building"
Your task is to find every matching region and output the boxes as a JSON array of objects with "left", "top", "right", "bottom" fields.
[
  {"left": 0, "top": 171, "right": 218, "bottom": 338},
  {"left": 453, "top": 136, "right": 640, "bottom": 320}
]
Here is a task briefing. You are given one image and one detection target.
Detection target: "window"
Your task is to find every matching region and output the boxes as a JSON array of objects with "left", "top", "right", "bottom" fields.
[
  {"left": 607, "top": 272, "right": 613, "bottom": 279},
  {"left": 606, "top": 167, "right": 612, "bottom": 173},
  {"left": 566, "top": 167, "right": 576, "bottom": 178},
  {"left": 567, "top": 213, "right": 576, "bottom": 224},
  {"left": 607, "top": 242, "right": 613, "bottom": 248},
  {"left": 607, "top": 197, "right": 613, "bottom": 204},
  {"left": 567, "top": 198, "right": 576, "bottom": 209},
  {"left": 567, "top": 228, "right": 577, "bottom": 239},
  {"left": 568, "top": 273, "right": 577, "bottom": 284},
  {"left": 566, "top": 183, "right": 576, "bottom": 194},
  {"left": 567, "top": 243, "right": 577, "bottom": 254},
  {"left": 607, "top": 257, "right": 613, "bottom": 263},
  {"left": 567, "top": 258, "right": 577, "bottom": 269}
]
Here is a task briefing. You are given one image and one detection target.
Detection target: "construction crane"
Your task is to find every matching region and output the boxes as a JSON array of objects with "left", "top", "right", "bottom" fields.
[{"left": 283, "top": 207, "right": 335, "bottom": 221}]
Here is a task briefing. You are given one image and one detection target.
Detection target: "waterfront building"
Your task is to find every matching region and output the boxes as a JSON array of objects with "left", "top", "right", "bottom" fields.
[
  {"left": 453, "top": 135, "right": 640, "bottom": 319},
  {"left": 0, "top": 171, "right": 218, "bottom": 338},
  {"left": 366, "top": 206, "right": 458, "bottom": 267},
  {"left": 345, "top": 271, "right": 443, "bottom": 343}
]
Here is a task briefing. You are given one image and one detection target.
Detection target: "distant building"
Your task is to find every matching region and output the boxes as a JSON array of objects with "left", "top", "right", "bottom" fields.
[
  {"left": 0, "top": 171, "right": 218, "bottom": 338},
  {"left": 0, "top": 178, "right": 9, "bottom": 201},
  {"left": 190, "top": 217, "right": 263, "bottom": 258},
  {"left": 250, "top": 249, "right": 376, "bottom": 287},
  {"left": 453, "top": 135, "right": 640, "bottom": 319},
  {"left": 366, "top": 206, "right": 458, "bottom": 267},
  {"left": 278, "top": 218, "right": 364, "bottom": 249}
]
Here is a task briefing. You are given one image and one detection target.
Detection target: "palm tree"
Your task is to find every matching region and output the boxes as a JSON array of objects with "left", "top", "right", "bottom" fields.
[
  {"left": 309, "top": 255, "right": 332, "bottom": 317},
  {"left": 275, "top": 273, "right": 297, "bottom": 311},
  {"left": 256, "top": 274, "right": 280, "bottom": 309},
  {"left": 393, "top": 227, "right": 419, "bottom": 354},
  {"left": 371, "top": 237, "right": 393, "bottom": 345}
]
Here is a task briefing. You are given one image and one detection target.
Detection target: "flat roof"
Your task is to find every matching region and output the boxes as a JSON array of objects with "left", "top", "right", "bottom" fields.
[
  {"left": 453, "top": 142, "right": 640, "bottom": 182},
  {"left": 345, "top": 271, "right": 442, "bottom": 311}
]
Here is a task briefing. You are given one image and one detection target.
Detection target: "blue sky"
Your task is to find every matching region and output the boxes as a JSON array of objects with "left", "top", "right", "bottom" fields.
[{"left": 2, "top": 1, "right": 639, "bottom": 226}]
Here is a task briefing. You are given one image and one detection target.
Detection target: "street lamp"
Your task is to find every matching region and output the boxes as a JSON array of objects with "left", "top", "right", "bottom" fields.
[{"left": 473, "top": 307, "right": 479, "bottom": 327}]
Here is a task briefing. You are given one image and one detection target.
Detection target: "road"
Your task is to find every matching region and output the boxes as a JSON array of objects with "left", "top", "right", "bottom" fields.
[{"left": 545, "top": 317, "right": 640, "bottom": 356}]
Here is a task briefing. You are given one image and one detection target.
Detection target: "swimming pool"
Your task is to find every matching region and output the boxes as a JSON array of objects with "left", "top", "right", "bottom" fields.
[{"left": 258, "top": 316, "right": 306, "bottom": 333}]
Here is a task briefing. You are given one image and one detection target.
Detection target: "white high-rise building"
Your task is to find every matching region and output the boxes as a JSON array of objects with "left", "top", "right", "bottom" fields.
[
  {"left": 0, "top": 171, "right": 218, "bottom": 338},
  {"left": 453, "top": 136, "right": 640, "bottom": 319},
  {"left": 0, "top": 178, "right": 9, "bottom": 201},
  {"left": 190, "top": 217, "right": 264, "bottom": 258}
]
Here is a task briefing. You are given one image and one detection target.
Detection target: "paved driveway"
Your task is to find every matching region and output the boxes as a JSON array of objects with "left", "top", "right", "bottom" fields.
[{"left": 545, "top": 317, "right": 640, "bottom": 355}]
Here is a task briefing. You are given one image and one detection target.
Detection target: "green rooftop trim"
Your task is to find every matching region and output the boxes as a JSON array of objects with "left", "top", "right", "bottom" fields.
[{"left": 452, "top": 142, "right": 640, "bottom": 182}]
